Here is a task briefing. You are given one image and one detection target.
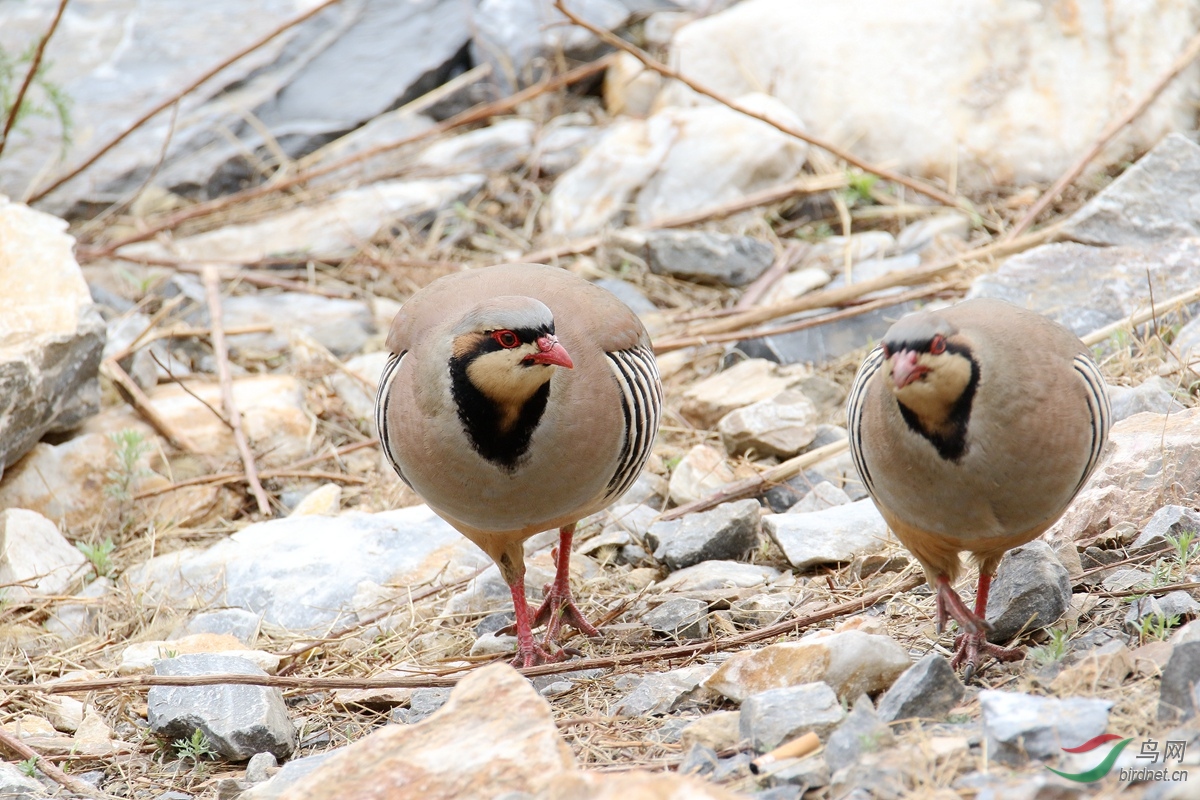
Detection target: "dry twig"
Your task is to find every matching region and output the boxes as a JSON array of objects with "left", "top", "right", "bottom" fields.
[
  {"left": 100, "top": 359, "right": 200, "bottom": 452},
  {"left": 0, "top": 0, "right": 69, "bottom": 160},
  {"left": 0, "top": 726, "right": 118, "bottom": 800},
  {"left": 201, "top": 265, "right": 272, "bottom": 515},
  {"left": 1009, "top": 29, "right": 1200, "bottom": 239},
  {"left": 1080, "top": 284, "right": 1200, "bottom": 347},
  {"left": 552, "top": 0, "right": 961, "bottom": 209}
]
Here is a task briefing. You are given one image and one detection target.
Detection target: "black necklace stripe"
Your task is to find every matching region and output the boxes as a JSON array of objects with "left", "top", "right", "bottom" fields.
[
  {"left": 847, "top": 345, "right": 884, "bottom": 499},
  {"left": 603, "top": 345, "right": 662, "bottom": 502},
  {"left": 375, "top": 351, "right": 410, "bottom": 487},
  {"left": 449, "top": 353, "right": 550, "bottom": 472},
  {"left": 1071, "top": 352, "right": 1111, "bottom": 495}
]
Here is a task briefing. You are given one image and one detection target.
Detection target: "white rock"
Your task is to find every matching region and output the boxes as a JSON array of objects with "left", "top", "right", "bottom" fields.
[
  {"left": 787, "top": 481, "right": 851, "bottom": 514},
  {"left": 220, "top": 292, "right": 375, "bottom": 358},
  {"left": 119, "top": 633, "right": 281, "bottom": 675},
  {"left": 764, "top": 500, "right": 893, "bottom": 570},
  {"left": 546, "top": 93, "right": 807, "bottom": 236},
  {"left": 705, "top": 630, "right": 912, "bottom": 702},
  {"left": 0, "top": 197, "right": 104, "bottom": 475},
  {"left": 666, "top": 0, "right": 1200, "bottom": 189},
  {"left": 604, "top": 52, "right": 663, "bottom": 117},
  {"left": 717, "top": 390, "right": 818, "bottom": 458},
  {"left": 895, "top": 212, "right": 971, "bottom": 253},
  {"left": 121, "top": 176, "right": 485, "bottom": 262},
  {"left": 331, "top": 351, "right": 392, "bottom": 428},
  {"left": 656, "top": 561, "right": 781, "bottom": 593},
  {"left": 417, "top": 119, "right": 535, "bottom": 172},
  {"left": 667, "top": 444, "right": 738, "bottom": 506},
  {"left": 43, "top": 695, "right": 85, "bottom": 734},
  {"left": 289, "top": 484, "right": 342, "bottom": 516},
  {"left": 0, "top": 509, "right": 88, "bottom": 600},
  {"left": 762, "top": 266, "right": 832, "bottom": 304},
  {"left": 681, "top": 358, "right": 808, "bottom": 428}
]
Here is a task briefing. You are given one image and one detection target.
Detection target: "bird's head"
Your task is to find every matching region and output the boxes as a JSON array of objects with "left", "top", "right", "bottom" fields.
[
  {"left": 449, "top": 296, "right": 573, "bottom": 406},
  {"left": 880, "top": 310, "right": 975, "bottom": 420}
]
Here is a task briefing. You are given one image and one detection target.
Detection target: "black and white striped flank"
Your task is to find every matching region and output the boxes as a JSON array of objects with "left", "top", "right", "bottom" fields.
[
  {"left": 1070, "top": 352, "right": 1111, "bottom": 494},
  {"left": 846, "top": 344, "right": 885, "bottom": 500},
  {"left": 375, "top": 351, "right": 410, "bottom": 487},
  {"left": 603, "top": 344, "right": 663, "bottom": 502}
]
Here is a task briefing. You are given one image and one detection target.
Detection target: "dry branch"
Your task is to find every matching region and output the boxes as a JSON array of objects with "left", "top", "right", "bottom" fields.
[
  {"left": 0, "top": 726, "right": 118, "bottom": 800},
  {"left": 201, "top": 266, "right": 272, "bottom": 515},
  {"left": 94, "top": 56, "right": 615, "bottom": 257},
  {"left": 1080, "top": 284, "right": 1200, "bottom": 347},
  {"left": 0, "top": 0, "right": 69, "bottom": 160},
  {"left": 100, "top": 359, "right": 200, "bottom": 453},
  {"left": 0, "top": 572, "right": 923, "bottom": 695},
  {"left": 658, "top": 439, "right": 850, "bottom": 521},
  {"left": 28, "top": 0, "right": 346, "bottom": 202},
  {"left": 552, "top": 0, "right": 961, "bottom": 209},
  {"left": 1009, "top": 29, "right": 1200, "bottom": 240}
]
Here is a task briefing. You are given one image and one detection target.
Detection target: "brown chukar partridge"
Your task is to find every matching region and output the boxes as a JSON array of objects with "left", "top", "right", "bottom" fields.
[
  {"left": 375, "top": 263, "right": 662, "bottom": 667},
  {"left": 848, "top": 298, "right": 1109, "bottom": 675}
]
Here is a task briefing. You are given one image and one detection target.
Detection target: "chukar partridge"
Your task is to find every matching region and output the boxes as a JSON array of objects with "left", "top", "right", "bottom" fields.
[
  {"left": 375, "top": 263, "right": 662, "bottom": 667},
  {"left": 848, "top": 298, "right": 1109, "bottom": 675}
]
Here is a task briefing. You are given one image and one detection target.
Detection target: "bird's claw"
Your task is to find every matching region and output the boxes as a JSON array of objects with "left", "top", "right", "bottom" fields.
[{"left": 950, "top": 631, "right": 1024, "bottom": 680}]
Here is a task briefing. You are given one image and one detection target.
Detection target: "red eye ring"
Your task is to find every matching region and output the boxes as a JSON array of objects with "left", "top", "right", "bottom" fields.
[
  {"left": 930, "top": 334, "right": 947, "bottom": 355},
  {"left": 880, "top": 343, "right": 891, "bottom": 358},
  {"left": 492, "top": 330, "right": 520, "bottom": 349}
]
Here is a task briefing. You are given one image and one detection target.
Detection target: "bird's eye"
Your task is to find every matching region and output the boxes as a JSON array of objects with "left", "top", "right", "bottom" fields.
[
  {"left": 492, "top": 330, "right": 520, "bottom": 349},
  {"left": 930, "top": 335, "right": 947, "bottom": 355},
  {"left": 880, "top": 344, "right": 891, "bottom": 358}
]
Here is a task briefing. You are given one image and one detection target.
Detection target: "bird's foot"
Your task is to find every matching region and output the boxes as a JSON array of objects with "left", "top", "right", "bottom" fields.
[
  {"left": 950, "top": 630, "right": 1024, "bottom": 681},
  {"left": 934, "top": 576, "right": 991, "bottom": 636},
  {"left": 533, "top": 583, "right": 600, "bottom": 644},
  {"left": 510, "top": 640, "right": 559, "bottom": 669}
]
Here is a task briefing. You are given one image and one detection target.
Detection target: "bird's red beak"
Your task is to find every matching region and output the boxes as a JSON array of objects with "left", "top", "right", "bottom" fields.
[
  {"left": 525, "top": 334, "right": 574, "bottom": 368},
  {"left": 891, "top": 350, "right": 927, "bottom": 389}
]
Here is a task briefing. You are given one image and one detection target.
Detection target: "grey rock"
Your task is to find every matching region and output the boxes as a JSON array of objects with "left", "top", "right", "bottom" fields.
[
  {"left": 395, "top": 687, "right": 452, "bottom": 724},
  {"left": 472, "top": 0, "right": 629, "bottom": 90},
  {"left": 221, "top": 293, "right": 373, "bottom": 358},
  {"left": 531, "top": 123, "right": 601, "bottom": 177},
  {"left": 172, "top": 609, "right": 263, "bottom": 645},
  {"left": 736, "top": 299, "right": 921, "bottom": 365},
  {"left": 1132, "top": 505, "right": 1200, "bottom": 555},
  {"left": 718, "top": 390, "right": 819, "bottom": 459},
  {"left": 957, "top": 772, "right": 1089, "bottom": 800},
  {"left": 215, "top": 778, "right": 246, "bottom": 800},
  {"left": 0, "top": 199, "right": 105, "bottom": 475},
  {"left": 765, "top": 754, "right": 829, "bottom": 791},
  {"left": 612, "top": 664, "right": 717, "bottom": 716},
  {"left": 644, "top": 230, "right": 775, "bottom": 287},
  {"left": 148, "top": 654, "right": 296, "bottom": 760},
  {"left": 651, "top": 717, "right": 692, "bottom": 744},
  {"left": 156, "top": 793, "right": 194, "bottom": 800},
  {"left": 1159, "top": 641, "right": 1200, "bottom": 723},
  {"left": 417, "top": 119, "right": 535, "bottom": 173},
  {"left": 740, "top": 682, "right": 845, "bottom": 753},
  {"left": 125, "top": 506, "right": 466, "bottom": 633},
  {"left": 764, "top": 499, "right": 891, "bottom": 570},
  {"left": 259, "top": 0, "right": 471, "bottom": 132},
  {"left": 729, "top": 593, "right": 795, "bottom": 626},
  {"left": 104, "top": 312, "right": 163, "bottom": 390},
  {"left": 469, "top": 632, "right": 518, "bottom": 657},
  {"left": 1109, "top": 378, "right": 1187, "bottom": 422},
  {"left": 895, "top": 212, "right": 970, "bottom": 253},
  {"left": 829, "top": 253, "right": 920, "bottom": 285},
  {"left": 0, "top": 763, "right": 49, "bottom": 798},
  {"left": 968, "top": 238, "right": 1200, "bottom": 338},
  {"left": 825, "top": 695, "right": 894, "bottom": 774},
  {"left": 1176, "top": 315, "right": 1200, "bottom": 362},
  {"left": 645, "top": 499, "right": 761, "bottom": 570},
  {"left": 876, "top": 654, "right": 965, "bottom": 723},
  {"left": 594, "top": 278, "right": 658, "bottom": 316},
  {"left": 643, "top": 597, "right": 709, "bottom": 639},
  {"left": 245, "top": 751, "right": 277, "bottom": 784},
  {"left": 473, "top": 611, "right": 515, "bottom": 638},
  {"left": 678, "top": 743, "right": 721, "bottom": 777},
  {"left": 43, "top": 575, "right": 112, "bottom": 642},
  {"left": 655, "top": 560, "right": 781, "bottom": 592},
  {"left": 1100, "top": 567, "right": 1153, "bottom": 592},
  {"left": 1124, "top": 591, "right": 1200, "bottom": 634},
  {"left": 786, "top": 481, "right": 850, "bottom": 514},
  {"left": 751, "top": 787, "right": 804, "bottom": 800},
  {"left": 237, "top": 752, "right": 335, "bottom": 800},
  {"left": 1063, "top": 133, "right": 1200, "bottom": 247},
  {"left": 985, "top": 541, "right": 1072, "bottom": 643},
  {"left": 616, "top": 473, "right": 668, "bottom": 510},
  {"left": 979, "top": 690, "right": 1111, "bottom": 764}
]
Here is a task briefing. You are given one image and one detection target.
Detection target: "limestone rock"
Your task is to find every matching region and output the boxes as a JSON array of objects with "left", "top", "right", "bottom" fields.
[
  {"left": 642, "top": 230, "right": 775, "bottom": 288},
  {"left": 764, "top": 500, "right": 892, "bottom": 570},
  {"left": 275, "top": 663, "right": 574, "bottom": 799},
  {"left": 655, "top": 560, "right": 781, "bottom": 593},
  {"left": 681, "top": 359, "right": 808, "bottom": 428},
  {"left": 718, "top": 391, "right": 819, "bottom": 459},
  {"left": 644, "top": 499, "right": 761, "bottom": 570},
  {"left": 0, "top": 509, "right": 88, "bottom": 600},
  {"left": 148, "top": 654, "right": 296, "bottom": 761},
  {"left": 985, "top": 541, "right": 1073, "bottom": 643},
  {"left": 979, "top": 690, "right": 1112, "bottom": 765},
  {"left": 612, "top": 664, "right": 717, "bottom": 717},
  {"left": 876, "top": 654, "right": 965, "bottom": 723},
  {"left": 665, "top": 0, "right": 1199, "bottom": 190},
  {"left": 739, "top": 682, "right": 844, "bottom": 753},
  {"left": 1046, "top": 409, "right": 1200, "bottom": 548},
  {"left": 0, "top": 197, "right": 104, "bottom": 475},
  {"left": 667, "top": 444, "right": 738, "bottom": 507},
  {"left": 124, "top": 506, "right": 471, "bottom": 633},
  {"left": 122, "top": 176, "right": 485, "bottom": 263},
  {"left": 969, "top": 239, "right": 1200, "bottom": 337},
  {"left": 547, "top": 94, "right": 807, "bottom": 236},
  {"left": 1063, "top": 133, "right": 1200, "bottom": 247},
  {"left": 705, "top": 630, "right": 911, "bottom": 703}
]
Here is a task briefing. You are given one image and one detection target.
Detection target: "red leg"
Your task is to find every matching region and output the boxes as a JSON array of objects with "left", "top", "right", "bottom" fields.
[
  {"left": 934, "top": 575, "right": 988, "bottom": 635},
  {"left": 507, "top": 574, "right": 554, "bottom": 668},
  {"left": 531, "top": 524, "right": 600, "bottom": 648},
  {"left": 949, "top": 573, "right": 1023, "bottom": 677}
]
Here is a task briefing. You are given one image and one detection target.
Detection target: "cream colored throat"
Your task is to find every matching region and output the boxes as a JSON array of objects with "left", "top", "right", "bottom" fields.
[
  {"left": 466, "top": 352, "right": 553, "bottom": 432},
  {"left": 891, "top": 352, "right": 972, "bottom": 434}
]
